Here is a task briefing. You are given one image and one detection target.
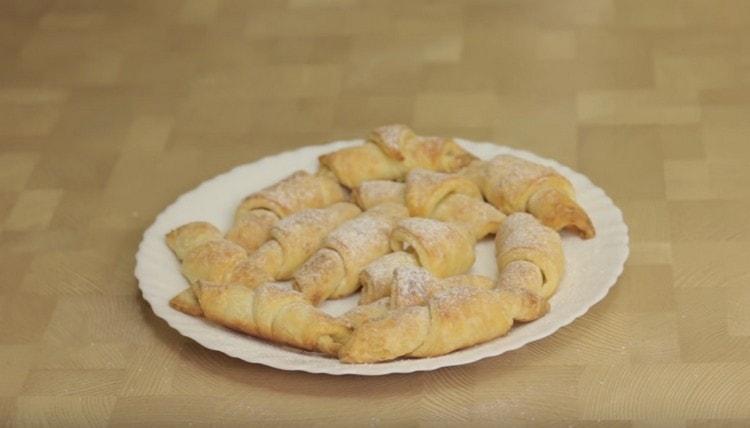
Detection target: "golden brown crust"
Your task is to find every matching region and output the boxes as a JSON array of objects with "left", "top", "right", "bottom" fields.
[
  {"left": 227, "top": 170, "right": 346, "bottom": 252},
  {"left": 197, "top": 282, "right": 350, "bottom": 355},
  {"left": 319, "top": 143, "right": 407, "bottom": 188},
  {"left": 495, "top": 287, "right": 550, "bottom": 323},
  {"left": 236, "top": 170, "right": 345, "bottom": 218},
  {"left": 165, "top": 222, "right": 223, "bottom": 261},
  {"left": 462, "top": 155, "right": 595, "bottom": 239},
  {"left": 169, "top": 287, "right": 204, "bottom": 317},
  {"left": 405, "top": 169, "right": 504, "bottom": 240},
  {"left": 338, "top": 306, "right": 429, "bottom": 363},
  {"left": 389, "top": 218, "right": 475, "bottom": 278},
  {"left": 338, "top": 265, "right": 550, "bottom": 363},
  {"left": 228, "top": 203, "right": 361, "bottom": 288},
  {"left": 225, "top": 209, "right": 279, "bottom": 253},
  {"left": 409, "top": 287, "right": 512, "bottom": 358},
  {"left": 339, "top": 298, "right": 391, "bottom": 329},
  {"left": 389, "top": 266, "right": 439, "bottom": 309},
  {"left": 358, "top": 251, "right": 419, "bottom": 304},
  {"left": 496, "top": 260, "right": 544, "bottom": 296},
  {"left": 389, "top": 267, "right": 496, "bottom": 309},
  {"left": 431, "top": 194, "right": 505, "bottom": 240},
  {"left": 351, "top": 180, "right": 405, "bottom": 210},
  {"left": 439, "top": 273, "right": 495, "bottom": 291},
  {"left": 495, "top": 213, "right": 564, "bottom": 299},
  {"left": 293, "top": 203, "right": 408, "bottom": 305},
  {"left": 181, "top": 239, "right": 247, "bottom": 286},
  {"left": 319, "top": 125, "right": 477, "bottom": 188},
  {"left": 339, "top": 286, "right": 520, "bottom": 363},
  {"left": 273, "top": 202, "right": 362, "bottom": 279},
  {"left": 527, "top": 188, "right": 595, "bottom": 239},
  {"left": 404, "top": 169, "right": 481, "bottom": 217}
]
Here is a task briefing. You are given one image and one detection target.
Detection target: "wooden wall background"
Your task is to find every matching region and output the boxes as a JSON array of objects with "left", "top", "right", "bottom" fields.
[{"left": 1, "top": 0, "right": 749, "bottom": 426}]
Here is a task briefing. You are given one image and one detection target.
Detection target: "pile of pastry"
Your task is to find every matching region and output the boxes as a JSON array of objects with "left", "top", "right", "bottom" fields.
[{"left": 165, "top": 125, "right": 595, "bottom": 363}]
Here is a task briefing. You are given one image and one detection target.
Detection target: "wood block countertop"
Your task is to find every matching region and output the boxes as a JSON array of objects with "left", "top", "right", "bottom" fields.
[{"left": 1, "top": 1, "right": 748, "bottom": 426}]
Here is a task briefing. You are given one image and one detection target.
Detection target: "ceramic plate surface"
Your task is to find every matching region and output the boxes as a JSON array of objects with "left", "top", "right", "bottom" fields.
[{"left": 135, "top": 139, "right": 629, "bottom": 375}]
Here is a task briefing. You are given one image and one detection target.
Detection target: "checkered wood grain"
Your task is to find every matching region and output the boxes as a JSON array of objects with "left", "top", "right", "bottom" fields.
[{"left": 1, "top": 0, "right": 749, "bottom": 426}]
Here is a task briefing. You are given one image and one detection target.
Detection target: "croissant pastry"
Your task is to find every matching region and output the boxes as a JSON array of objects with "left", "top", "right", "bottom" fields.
[
  {"left": 462, "top": 155, "right": 595, "bottom": 239},
  {"left": 226, "top": 170, "right": 346, "bottom": 252},
  {"left": 357, "top": 257, "right": 492, "bottom": 307},
  {"left": 405, "top": 169, "right": 505, "bottom": 240},
  {"left": 165, "top": 222, "right": 225, "bottom": 316},
  {"left": 389, "top": 217, "right": 475, "bottom": 279},
  {"left": 293, "top": 203, "right": 409, "bottom": 305},
  {"left": 225, "top": 202, "right": 361, "bottom": 289},
  {"left": 351, "top": 180, "right": 405, "bottom": 209},
  {"left": 390, "top": 265, "right": 548, "bottom": 323},
  {"left": 495, "top": 212, "right": 564, "bottom": 299},
  {"left": 165, "top": 203, "right": 359, "bottom": 316},
  {"left": 165, "top": 223, "right": 247, "bottom": 316},
  {"left": 319, "top": 124, "right": 477, "bottom": 188},
  {"left": 165, "top": 221, "right": 223, "bottom": 261},
  {"left": 389, "top": 266, "right": 495, "bottom": 309},
  {"left": 339, "top": 297, "right": 391, "bottom": 329},
  {"left": 352, "top": 171, "right": 505, "bottom": 241},
  {"left": 197, "top": 282, "right": 351, "bottom": 355},
  {"left": 358, "top": 251, "right": 418, "bottom": 304},
  {"left": 339, "top": 285, "right": 547, "bottom": 363}
]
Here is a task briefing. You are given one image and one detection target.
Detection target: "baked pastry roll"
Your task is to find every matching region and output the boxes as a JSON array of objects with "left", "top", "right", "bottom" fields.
[
  {"left": 166, "top": 203, "right": 359, "bottom": 316},
  {"left": 339, "top": 298, "right": 391, "bottom": 329},
  {"left": 495, "top": 212, "right": 564, "bottom": 300},
  {"left": 339, "top": 285, "right": 547, "bottom": 363},
  {"left": 339, "top": 265, "right": 548, "bottom": 363},
  {"left": 169, "top": 287, "right": 204, "bottom": 317},
  {"left": 226, "top": 170, "right": 346, "bottom": 252},
  {"left": 165, "top": 221, "right": 227, "bottom": 316},
  {"left": 197, "top": 282, "right": 351, "bottom": 355},
  {"left": 351, "top": 180, "right": 405, "bottom": 209},
  {"left": 227, "top": 202, "right": 361, "bottom": 289},
  {"left": 389, "top": 266, "right": 495, "bottom": 309},
  {"left": 353, "top": 170, "right": 505, "bottom": 241},
  {"left": 462, "top": 155, "right": 595, "bottom": 239},
  {"left": 405, "top": 169, "right": 505, "bottom": 240},
  {"left": 358, "top": 251, "right": 418, "bottom": 304},
  {"left": 319, "top": 124, "right": 477, "bottom": 188},
  {"left": 293, "top": 203, "right": 409, "bottom": 305},
  {"left": 389, "top": 218, "right": 475, "bottom": 278},
  {"left": 166, "top": 233, "right": 247, "bottom": 317},
  {"left": 165, "top": 221, "right": 223, "bottom": 261}
]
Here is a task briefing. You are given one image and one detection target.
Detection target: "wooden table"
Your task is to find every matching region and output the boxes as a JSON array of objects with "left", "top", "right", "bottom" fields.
[{"left": 1, "top": 1, "right": 749, "bottom": 425}]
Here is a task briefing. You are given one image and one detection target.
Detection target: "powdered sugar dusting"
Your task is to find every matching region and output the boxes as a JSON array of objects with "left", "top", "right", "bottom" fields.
[
  {"left": 497, "top": 260, "right": 543, "bottom": 290},
  {"left": 361, "top": 252, "right": 416, "bottom": 283},
  {"left": 248, "top": 171, "right": 342, "bottom": 216},
  {"left": 395, "top": 217, "right": 467, "bottom": 250},
  {"left": 327, "top": 214, "right": 391, "bottom": 255},
  {"left": 391, "top": 266, "right": 436, "bottom": 307},
  {"left": 406, "top": 168, "right": 451, "bottom": 188},
  {"left": 497, "top": 213, "right": 560, "bottom": 251},
  {"left": 430, "top": 285, "right": 483, "bottom": 309},
  {"left": 355, "top": 181, "right": 405, "bottom": 209},
  {"left": 371, "top": 124, "right": 410, "bottom": 156}
]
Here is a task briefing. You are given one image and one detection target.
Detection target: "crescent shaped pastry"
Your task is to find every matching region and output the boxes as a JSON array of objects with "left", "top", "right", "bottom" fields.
[
  {"left": 319, "top": 124, "right": 477, "bottom": 188},
  {"left": 495, "top": 212, "right": 564, "bottom": 300},
  {"left": 294, "top": 203, "right": 409, "bottom": 305},
  {"left": 226, "top": 170, "right": 346, "bottom": 252},
  {"left": 197, "top": 282, "right": 351, "bottom": 356},
  {"left": 462, "top": 155, "right": 595, "bottom": 238},
  {"left": 389, "top": 218, "right": 475, "bottom": 278}
]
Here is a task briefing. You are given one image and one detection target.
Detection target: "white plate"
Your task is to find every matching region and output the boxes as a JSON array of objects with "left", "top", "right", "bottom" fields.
[{"left": 135, "top": 139, "right": 629, "bottom": 376}]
